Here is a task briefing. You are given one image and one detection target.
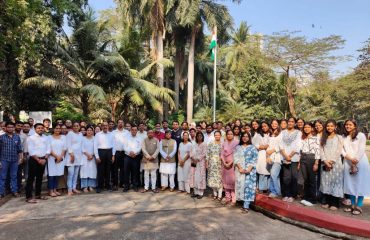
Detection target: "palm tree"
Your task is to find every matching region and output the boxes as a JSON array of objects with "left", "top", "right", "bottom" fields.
[
  {"left": 119, "top": 0, "right": 176, "bottom": 121},
  {"left": 222, "top": 21, "right": 256, "bottom": 72},
  {"left": 97, "top": 53, "right": 175, "bottom": 119},
  {"left": 175, "top": 0, "right": 235, "bottom": 123},
  {"left": 21, "top": 14, "right": 110, "bottom": 116},
  {"left": 21, "top": 14, "right": 175, "bottom": 120}
]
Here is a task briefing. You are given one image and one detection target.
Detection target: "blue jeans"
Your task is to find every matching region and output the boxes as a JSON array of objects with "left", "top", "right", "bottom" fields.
[
  {"left": 349, "top": 195, "right": 364, "bottom": 207},
  {"left": 0, "top": 160, "right": 18, "bottom": 195},
  {"left": 48, "top": 176, "right": 58, "bottom": 190},
  {"left": 243, "top": 200, "right": 251, "bottom": 209},
  {"left": 67, "top": 166, "right": 80, "bottom": 191},
  {"left": 258, "top": 174, "right": 269, "bottom": 191},
  {"left": 269, "top": 162, "right": 281, "bottom": 196},
  {"left": 81, "top": 178, "right": 96, "bottom": 188}
]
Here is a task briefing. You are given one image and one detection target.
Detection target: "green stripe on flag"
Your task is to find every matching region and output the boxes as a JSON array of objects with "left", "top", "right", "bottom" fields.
[{"left": 209, "top": 38, "right": 217, "bottom": 61}]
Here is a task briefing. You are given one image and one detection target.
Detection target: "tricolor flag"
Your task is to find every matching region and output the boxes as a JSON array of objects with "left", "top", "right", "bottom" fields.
[{"left": 209, "top": 29, "right": 217, "bottom": 61}]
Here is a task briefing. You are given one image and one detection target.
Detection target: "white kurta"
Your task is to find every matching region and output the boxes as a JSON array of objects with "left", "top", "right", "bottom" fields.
[
  {"left": 47, "top": 135, "right": 67, "bottom": 176},
  {"left": 80, "top": 137, "right": 97, "bottom": 179},
  {"left": 177, "top": 142, "right": 192, "bottom": 182},
  {"left": 343, "top": 133, "right": 370, "bottom": 197},
  {"left": 159, "top": 140, "right": 177, "bottom": 175},
  {"left": 253, "top": 133, "right": 270, "bottom": 175},
  {"left": 268, "top": 135, "right": 282, "bottom": 163},
  {"left": 65, "top": 131, "right": 83, "bottom": 166}
]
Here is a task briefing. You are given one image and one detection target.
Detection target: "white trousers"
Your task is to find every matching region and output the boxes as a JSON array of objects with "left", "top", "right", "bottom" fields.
[
  {"left": 194, "top": 188, "right": 204, "bottom": 196},
  {"left": 144, "top": 169, "right": 157, "bottom": 190},
  {"left": 161, "top": 173, "right": 175, "bottom": 189},
  {"left": 178, "top": 181, "right": 191, "bottom": 193},
  {"left": 212, "top": 187, "right": 223, "bottom": 198}
]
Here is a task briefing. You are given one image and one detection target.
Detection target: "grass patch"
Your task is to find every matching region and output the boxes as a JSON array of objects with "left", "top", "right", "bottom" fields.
[{"left": 367, "top": 140, "right": 370, "bottom": 146}]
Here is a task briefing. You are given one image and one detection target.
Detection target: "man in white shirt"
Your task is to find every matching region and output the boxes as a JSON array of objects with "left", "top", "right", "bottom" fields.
[
  {"left": 122, "top": 125, "right": 142, "bottom": 192},
  {"left": 25, "top": 123, "right": 50, "bottom": 203},
  {"left": 0, "top": 121, "right": 5, "bottom": 136},
  {"left": 20, "top": 122, "right": 32, "bottom": 185},
  {"left": 160, "top": 120, "right": 171, "bottom": 133},
  {"left": 27, "top": 118, "right": 36, "bottom": 136},
  {"left": 94, "top": 121, "right": 115, "bottom": 193},
  {"left": 113, "top": 119, "right": 128, "bottom": 188},
  {"left": 136, "top": 123, "right": 147, "bottom": 143},
  {"left": 204, "top": 124, "right": 215, "bottom": 145}
]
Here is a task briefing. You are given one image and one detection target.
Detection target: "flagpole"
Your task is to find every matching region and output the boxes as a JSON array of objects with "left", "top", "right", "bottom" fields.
[{"left": 213, "top": 26, "right": 217, "bottom": 123}]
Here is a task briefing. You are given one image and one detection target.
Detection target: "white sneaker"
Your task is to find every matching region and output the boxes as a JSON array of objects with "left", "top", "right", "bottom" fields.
[
  {"left": 287, "top": 197, "right": 294, "bottom": 203},
  {"left": 282, "top": 197, "right": 289, "bottom": 201},
  {"left": 268, "top": 193, "right": 277, "bottom": 198},
  {"left": 300, "top": 200, "right": 313, "bottom": 207}
]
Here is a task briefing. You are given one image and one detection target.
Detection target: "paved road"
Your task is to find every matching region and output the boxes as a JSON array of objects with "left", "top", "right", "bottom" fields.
[{"left": 0, "top": 191, "right": 333, "bottom": 240}]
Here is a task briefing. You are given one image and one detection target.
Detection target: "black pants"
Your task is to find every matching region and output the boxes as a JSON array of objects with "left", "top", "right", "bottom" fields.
[
  {"left": 300, "top": 154, "right": 317, "bottom": 203},
  {"left": 322, "top": 194, "right": 340, "bottom": 208},
  {"left": 26, "top": 157, "right": 46, "bottom": 199},
  {"left": 115, "top": 151, "right": 125, "bottom": 187},
  {"left": 123, "top": 154, "right": 141, "bottom": 190},
  {"left": 97, "top": 149, "right": 112, "bottom": 190},
  {"left": 281, "top": 162, "right": 299, "bottom": 198}
]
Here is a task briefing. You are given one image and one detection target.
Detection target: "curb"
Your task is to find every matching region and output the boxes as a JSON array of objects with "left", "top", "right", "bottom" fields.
[{"left": 253, "top": 194, "right": 370, "bottom": 239}]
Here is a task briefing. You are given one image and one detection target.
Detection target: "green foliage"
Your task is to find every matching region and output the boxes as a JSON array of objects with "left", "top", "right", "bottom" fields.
[
  {"left": 2, "top": 0, "right": 368, "bottom": 128},
  {"left": 194, "top": 106, "right": 213, "bottom": 123},
  {"left": 53, "top": 100, "right": 88, "bottom": 122}
]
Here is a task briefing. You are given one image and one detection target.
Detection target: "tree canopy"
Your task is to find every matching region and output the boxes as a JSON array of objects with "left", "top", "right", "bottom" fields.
[{"left": 0, "top": 0, "right": 368, "bottom": 127}]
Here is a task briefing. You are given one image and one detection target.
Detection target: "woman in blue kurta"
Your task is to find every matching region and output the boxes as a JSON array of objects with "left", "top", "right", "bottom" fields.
[{"left": 234, "top": 132, "right": 258, "bottom": 213}]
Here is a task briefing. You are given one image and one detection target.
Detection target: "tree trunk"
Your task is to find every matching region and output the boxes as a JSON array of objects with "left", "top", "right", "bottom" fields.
[
  {"left": 187, "top": 28, "right": 196, "bottom": 123},
  {"left": 111, "top": 102, "right": 117, "bottom": 122},
  {"left": 81, "top": 93, "right": 89, "bottom": 116},
  {"left": 286, "top": 88, "right": 296, "bottom": 118},
  {"left": 174, "top": 47, "right": 184, "bottom": 110},
  {"left": 163, "top": 75, "right": 169, "bottom": 119},
  {"left": 156, "top": 31, "right": 164, "bottom": 122},
  {"left": 285, "top": 67, "right": 297, "bottom": 117}
]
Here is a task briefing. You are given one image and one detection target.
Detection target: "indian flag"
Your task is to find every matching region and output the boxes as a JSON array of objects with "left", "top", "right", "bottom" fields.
[{"left": 209, "top": 29, "right": 217, "bottom": 61}]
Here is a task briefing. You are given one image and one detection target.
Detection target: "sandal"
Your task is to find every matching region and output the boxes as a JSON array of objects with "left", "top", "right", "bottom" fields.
[
  {"left": 55, "top": 191, "right": 61, "bottom": 196},
  {"left": 343, "top": 207, "right": 353, "bottom": 212},
  {"left": 49, "top": 192, "right": 57, "bottom": 197},
  {"left": 213, "top": 196, "right": 217, "bottom": 200},
  {"left": 352, "top": 207, "right": 363, "bottom": 215},
  {"left": 26, "top": 198, "right": 38, "bottom": 204},
  {"left": 36, "top": 196, "right": 48, "bottom": 200},
  {"left": 241, "top": 208, "right": 249, "bottom": 214},
  {"left": 321, "top": 204, "right": 329, "bottom": 209},
  {"left": 140, "top": 189, "right": 148, "bottom": 193},
  {"left": 329, "top": 206, "right": 338, "bottom": 211}
]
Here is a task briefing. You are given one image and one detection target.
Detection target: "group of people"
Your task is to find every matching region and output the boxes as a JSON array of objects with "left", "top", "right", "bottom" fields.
[{"left": 0, "top": 117, "right": 369, "bottom": 215}]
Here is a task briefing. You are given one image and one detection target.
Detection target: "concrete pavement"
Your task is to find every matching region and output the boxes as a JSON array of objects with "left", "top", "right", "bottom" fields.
[{"left": 0, "top": 191, "right": 331, "bottom": 240}]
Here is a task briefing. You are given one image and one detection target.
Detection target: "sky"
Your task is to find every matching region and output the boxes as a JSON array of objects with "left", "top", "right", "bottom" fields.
[{"left": 88, "top": 0, "right": 370, "bottom": 77}]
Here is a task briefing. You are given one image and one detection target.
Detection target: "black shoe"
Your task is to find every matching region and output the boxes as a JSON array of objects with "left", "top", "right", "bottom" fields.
[
  {"left": 197, "top": 195, "right": 203, "bottom": 199},
  {"left": 122, "top": 188, "right": 129, "bottom": 192},
  {"left": 96, "top": 188, "right": 101, "bottom": 193},
  {"left": 134, "top": 187, "right": 139, "bottom": 192},
  {"left": 191, "top": 193, "right": 198, "bottom": 198},
  {"left": 112, "top": 186, "right": 118, "bottom": 191}
]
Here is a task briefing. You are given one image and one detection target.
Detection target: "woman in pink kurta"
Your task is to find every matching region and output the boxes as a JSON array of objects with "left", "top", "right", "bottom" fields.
[
  {"left": 221, "top": 130, "right": 239, "bottom": 204},
  {"left": 189, "top": 132, "right": 207, "bottom": 199}
]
